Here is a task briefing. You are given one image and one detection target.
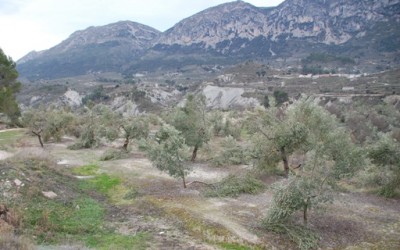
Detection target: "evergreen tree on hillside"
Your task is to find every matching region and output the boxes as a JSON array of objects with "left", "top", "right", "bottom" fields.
[{"left": 0, "top": 49, "right": 21, "bottom": 125}]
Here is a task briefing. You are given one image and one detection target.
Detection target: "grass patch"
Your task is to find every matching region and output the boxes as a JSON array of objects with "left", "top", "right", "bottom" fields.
[
  {"left": 85, "top": 232, "right": 150, "bottom": 250},
  {"left": 1, "top": 156, "right": 150, "bottom": 249},
  {"left": 205, "top": 174, "right": 264, "bottom": 198},
  {"left": 0, "top": 129, "right": 24, "bottom": 147},
  {"left": 219, "top": 242, "right": 254, "bottom": 250},
  {"left": 24, "top": 197, "right": 104, "bottom": 243},
  {"left": 72, "top": 164, "right": 99, "bottom": 176},
  {"left": 79, "top": 173, "right": 121, "bottom": 194}
]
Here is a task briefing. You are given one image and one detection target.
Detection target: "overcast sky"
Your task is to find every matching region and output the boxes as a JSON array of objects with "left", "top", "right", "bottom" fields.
[{"left": 0, "top": 0, "right": 284, "bottom": 61}]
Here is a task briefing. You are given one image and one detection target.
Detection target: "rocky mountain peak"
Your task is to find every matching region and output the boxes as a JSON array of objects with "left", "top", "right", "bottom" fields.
[
  {"left": 54, "top": 21, "right": 161, "bottom": 54},
  {"left": 156, "top": 1, "right": 270, "bottom": 48}
]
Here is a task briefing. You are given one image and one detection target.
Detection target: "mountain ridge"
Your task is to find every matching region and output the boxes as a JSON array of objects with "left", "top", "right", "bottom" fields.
[{"left": 17, "top": 0, "right": 400, "bottom": 80}]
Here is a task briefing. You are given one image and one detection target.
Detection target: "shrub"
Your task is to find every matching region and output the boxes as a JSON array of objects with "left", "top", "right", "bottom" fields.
[
  {"left": 205, "top": 174, "right": 264, "bottom": 198},
  {"left": 100, "top": 149, "right": 129, "bottom": 161},
  {"left": 211, "top": 136, "right": 249, "bottom": 167}
]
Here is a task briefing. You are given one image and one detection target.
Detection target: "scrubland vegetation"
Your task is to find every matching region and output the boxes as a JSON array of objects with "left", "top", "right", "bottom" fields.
[
  {"left": 1, "top": 90, "right": 400, "bottom": 250},
  {"left": 1, "top": 48, "right": 400, "bottom": 249}
]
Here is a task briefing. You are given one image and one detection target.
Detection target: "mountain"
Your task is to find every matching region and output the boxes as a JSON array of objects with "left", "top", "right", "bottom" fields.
[
  {"left": 17, "top": 21, "right": 161, "bottom": 79},
  {"left": 17, "top": 0, "right": 400, "bottom": 80},
  {"left": 148, "top": 0, "right": 400, "bottom": 70}
]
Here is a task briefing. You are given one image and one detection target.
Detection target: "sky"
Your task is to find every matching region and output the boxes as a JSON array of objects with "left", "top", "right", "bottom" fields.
[{"left": 0, "top": 0, "right": 284, "bottom": 61}]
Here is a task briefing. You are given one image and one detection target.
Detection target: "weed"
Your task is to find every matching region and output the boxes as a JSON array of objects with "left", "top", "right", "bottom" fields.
[{"left": 72, "top": 164, "right": 99, "bottom": 176}]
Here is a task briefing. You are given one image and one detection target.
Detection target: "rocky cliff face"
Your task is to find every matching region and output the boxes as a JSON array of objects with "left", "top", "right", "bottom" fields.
[
  {"left": 17, "top": 0, "right": 400, "bottom": 79},
  {"left": 265, "top": 0, "right": 400, "bottom": 44},
  {"left": 154, "top": 0, "right": 400, "bottom": 52},
  {"left": 156, "top": 1, "right": 270, "bottom": 50}
]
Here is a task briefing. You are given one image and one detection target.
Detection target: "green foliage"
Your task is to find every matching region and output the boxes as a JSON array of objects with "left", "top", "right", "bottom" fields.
[
  {"left": 146, "top": 124, "right": 191, "bottom": 187},
  {"left": 69, "top": 105, "right": 120, "bottom": 149},
  {"left": 82, "top": 85, "right": 109, "bottom": 105},
  {"left": 205, "top": 174, "right": 264, "bottom": 198},
  {"left": 302, "top": 53, "right": 355, "bottom": 64},
  {"left": 258, "top": 98, "right": 363, "bottom": 249},
  {"left": 0, "top": 48, "right": 21, "bottom": 125},
  {"left": 169, "top": 94, "right": 210, "bottom": 161},
  {"left": 23, "top": 196, "right": 104, "bottom": 242},
  {"left": 209, "top": 111, "right": 224, "bottom": 136},
  {"left": 263, "top": 222, "right": 319, "bottom": 250},
  {"left": 85, "top": 232, "right": 150, "bottom": 250},
  {"left": 120, "top": 115, "right": 150, "bottom": 149},
  {"left": 0, "top": 129, "right": 24, "bottom": 147},
  {"left": 263, "top": 95, "right": 270, "bottom": 108},
  {"left": 218, "top": 242, "right": 253, "bottom": 250},
  {"left": 273, "top": 90, "right": 289, "bottom": 107},
  {"left": 22, "top": 107, "right": 76, "bottom": 146},
  {"left": 223, "top": 118, "right": 242, "bottom": 139},
  {"left": 80, "top": 174, "right": 121, "bottom": 194},
  {"left": 367, "top": 133, "right": 400, "bottom": 197},
  {"left": 212, "top": 136, "right": 249, "bottom": 167},
  {"left": 72, "top": 164, "right": 99, "bottom": 176}
]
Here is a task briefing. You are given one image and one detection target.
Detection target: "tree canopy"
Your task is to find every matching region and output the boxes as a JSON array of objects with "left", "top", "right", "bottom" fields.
[
  {"left": 169, "top": 94, "right": 209, "bottom": 161},
  {"left": 146, "top": 124, "right": 190, "bottom": 188},
  {"left": 0, "top": 48, "right": 21, "bottom": 125}
]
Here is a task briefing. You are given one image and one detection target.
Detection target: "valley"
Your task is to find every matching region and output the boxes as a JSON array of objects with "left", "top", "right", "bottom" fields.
[{"left": 1, "top": 0, "right": 400, "bottom": 249}]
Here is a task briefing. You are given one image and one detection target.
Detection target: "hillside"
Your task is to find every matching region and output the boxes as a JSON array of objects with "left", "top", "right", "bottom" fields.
[{"left": 16, "top": 0, "right": 400, "bottom": 80}]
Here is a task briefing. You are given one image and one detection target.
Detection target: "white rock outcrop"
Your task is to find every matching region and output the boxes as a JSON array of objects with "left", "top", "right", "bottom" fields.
[{"left": 202, "top": 85, "right": 259, "bottom": 109}]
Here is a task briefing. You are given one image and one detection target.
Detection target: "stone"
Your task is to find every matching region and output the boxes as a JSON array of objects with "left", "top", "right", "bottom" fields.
[
  {"left": 42, "top": 191, "right": 58, "bottom": 199},
  {"left": 14, "top": 179, "right": 22, "bottom": 186}
]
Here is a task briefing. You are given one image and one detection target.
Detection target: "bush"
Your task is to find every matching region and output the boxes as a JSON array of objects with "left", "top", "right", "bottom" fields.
[
  {"left": 262, "top": 222, "right": 319, "bottom": 250},
  {"left": 211, "top": 136, "right": 249, "bottom": 167},
  {"left": 205, "top": 174, "right": 264, "bottom": 198},
  {"left": 100, "top": 149, "right": 129, "bottom": 161}
]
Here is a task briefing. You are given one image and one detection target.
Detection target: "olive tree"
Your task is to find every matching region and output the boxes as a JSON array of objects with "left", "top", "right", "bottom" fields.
[
  {"left": 69, "top": 104, "right": 119, "bottom": 149},
  {"left": 368, "top": 133, "right": 400, "bottom": 197},
  {"left": 169, "top": 94, "right": 209, "bottom": 161},
  {"left": 22, "top": 107, "right": 75, "bottom": 147},
  {"left": 146, "top": 124, "right": 190, "bottom": 188},
  {"left": 120, "top": 116, "right": 149, "bottom": 151},
  {"left": 248, "top": 104, "right": 309, "bottom": 178},
  {"left": 260, "top": 99, "right": 363, "bottom": 248}
]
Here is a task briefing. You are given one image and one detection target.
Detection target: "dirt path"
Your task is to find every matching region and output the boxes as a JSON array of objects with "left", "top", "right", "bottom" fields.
[{"left": 0, "top": 150, "right": 13, "bottom": 160}]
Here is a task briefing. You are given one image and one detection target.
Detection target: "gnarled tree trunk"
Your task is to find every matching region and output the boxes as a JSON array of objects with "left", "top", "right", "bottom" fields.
[
  {"left": 191, "top": 145, "right": 198, "bottom": 162},
  {"left": 280, "top": 147, "right": 289, "bottom": 178},
  {"left": 32, "top": 130, "right": 43, "bottom": 148},
  {"left": 122, "top": 137, "right": 129, "bottom": 151}
]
